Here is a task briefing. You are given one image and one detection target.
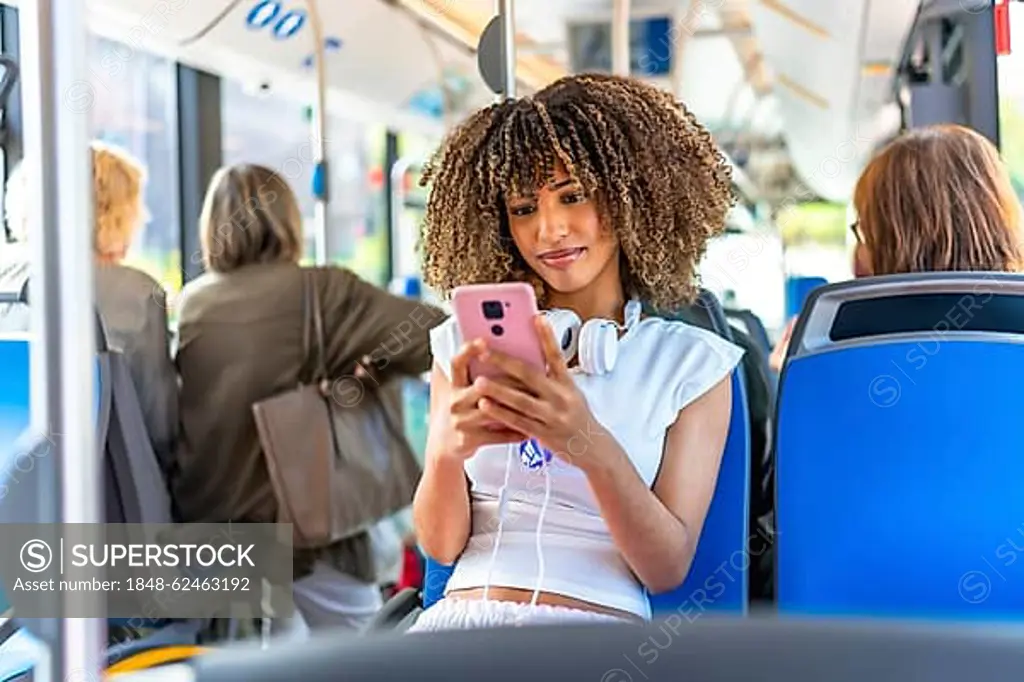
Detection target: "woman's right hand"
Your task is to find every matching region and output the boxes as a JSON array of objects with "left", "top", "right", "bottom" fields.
[{"left": 434, "top": 341, "right": 526, "bottom": 462}]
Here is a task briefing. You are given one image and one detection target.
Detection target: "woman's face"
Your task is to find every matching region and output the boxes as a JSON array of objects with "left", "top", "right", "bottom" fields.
[
  {"left": 505, "top": 163, "right": 619, "bottom": 300},
  {"left": 850, "top": 220, "right": 873, "bottom": 277}
]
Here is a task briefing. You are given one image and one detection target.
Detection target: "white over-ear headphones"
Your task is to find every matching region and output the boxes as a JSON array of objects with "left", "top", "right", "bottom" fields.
[{"left": 542, "top": 300, "right": 641, "bottom": 375}]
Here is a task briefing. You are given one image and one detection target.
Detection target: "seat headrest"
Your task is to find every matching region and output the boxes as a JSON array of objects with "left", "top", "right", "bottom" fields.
[{"left": 789, "top": 273, "right": 1024, "bottom": 360}]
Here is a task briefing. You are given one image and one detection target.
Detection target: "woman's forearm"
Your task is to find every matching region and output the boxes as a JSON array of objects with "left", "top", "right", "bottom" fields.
[
  {"left": 412, "top": 455, "right": 471, "bottom": 565},
  {"left": 580, "top": 436, "right": 694, "bottom": 594}
]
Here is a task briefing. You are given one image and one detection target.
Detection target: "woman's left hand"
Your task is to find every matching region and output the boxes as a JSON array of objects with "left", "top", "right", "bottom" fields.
[{"left": 473, "top": 315, "right": 602, "bottom": 467}]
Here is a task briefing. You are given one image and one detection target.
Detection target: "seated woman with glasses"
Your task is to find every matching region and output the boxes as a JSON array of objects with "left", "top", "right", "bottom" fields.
[{"left": 769, "top": 124, "right": 1024, "bottom": 372}]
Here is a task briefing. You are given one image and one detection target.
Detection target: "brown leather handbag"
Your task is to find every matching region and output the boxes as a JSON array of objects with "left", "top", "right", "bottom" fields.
[{"left": 251, "top": 270, "right": 423, "bottom": 549}]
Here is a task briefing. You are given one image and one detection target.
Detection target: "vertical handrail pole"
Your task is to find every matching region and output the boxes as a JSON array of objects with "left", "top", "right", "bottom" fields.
[
  {"left": 20, "top": 0, "right": 102, "bottom": 679},
  {"left": 389, "top": 156, "right": 414, "bottom": 278},
  {"left": 304, "top": 0, "right": 329, "bottom": 264},
  {"left": 613, "top": 0, "right": 631, "bottom": 76},
  {"left": 497, "top": 0, "right": 517, "bottom": 99}
]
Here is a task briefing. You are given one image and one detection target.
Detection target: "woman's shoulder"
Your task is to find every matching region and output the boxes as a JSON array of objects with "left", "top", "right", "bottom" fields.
[
  {"left": 634, "top": 314, "right": 744, "bottom": 359},
  {"left": 96, "top": 262, "right": 163, "bottom": 292},
  {"left": 629, "top": 315, "right": 745, "bottom": 410},
  {"left": 94, "top": 263, "right": 167, "bottom": 315}
]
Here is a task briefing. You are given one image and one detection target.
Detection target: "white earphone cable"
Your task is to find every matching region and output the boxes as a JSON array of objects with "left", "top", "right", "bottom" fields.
[
  {"left": 482, "top": 447, "right": 515, "bottom": 602},
  {"left": 530, "top": 463, "right": 552, "bottom": 606}
]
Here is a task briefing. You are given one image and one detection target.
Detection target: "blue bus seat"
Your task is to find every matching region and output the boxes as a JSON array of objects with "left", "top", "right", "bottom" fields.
[
  {"left": 648, "top": 290, "right": 750, "bottom": 615},
  {"left": 0, "top": 337, "right": 30, "bottom": 457},
  {"left": 423, "top": 291, "right": 752, "bottom": 616},
  {"left": 776, "top": 273, "right": 1024, "bottom": 621},
  {"left": 784, "top": 276, "right": 828, "bottom": 319},
  {"left": 0, "top": 334, "right": 168, "bottom": 628}
]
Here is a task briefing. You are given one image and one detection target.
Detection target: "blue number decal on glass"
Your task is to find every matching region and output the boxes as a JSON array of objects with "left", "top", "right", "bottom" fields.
[
  {"left": 273, "top": 10, "right": 306, "bottom": 39},
  {"left": 246, "top": 0, "right": 280, "bottom": 29}
]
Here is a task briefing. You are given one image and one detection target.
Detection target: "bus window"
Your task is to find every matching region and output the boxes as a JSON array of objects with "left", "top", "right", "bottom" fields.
[
  {"left": 997, "top": 2, "right": 1024, "bottom": 206},
  {"left": 221, "top": 80, "right": 388, "bottom": 286}
]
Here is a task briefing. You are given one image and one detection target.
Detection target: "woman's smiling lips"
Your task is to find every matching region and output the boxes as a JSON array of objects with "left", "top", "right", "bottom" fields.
[{"left": 537, "top": 247, "right": 587, "bottom": 269}]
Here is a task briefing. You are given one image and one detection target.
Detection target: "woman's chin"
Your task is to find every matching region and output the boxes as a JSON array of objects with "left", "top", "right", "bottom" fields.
[{"left": 538, "top": 275, "right": 592, "bottom": 297}]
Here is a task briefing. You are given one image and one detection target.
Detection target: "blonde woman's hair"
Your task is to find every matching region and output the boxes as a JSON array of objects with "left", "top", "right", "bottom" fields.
[
  {"left": 199, "top": 163, "right": 303, "bottom": 273},
  {"left": 91, "top": 140, "right": 147, "bottom": 259},
  {"left": 853, "top": 124, "right": 1024, "bottom": 274},
  {"left": 3, "top": 142, "right": 147, "bottom": 257}
]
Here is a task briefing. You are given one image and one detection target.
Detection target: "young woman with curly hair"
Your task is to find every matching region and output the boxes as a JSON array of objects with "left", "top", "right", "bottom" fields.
[{"left": 409, "top": 73, "right": 745, "bottom": 631}]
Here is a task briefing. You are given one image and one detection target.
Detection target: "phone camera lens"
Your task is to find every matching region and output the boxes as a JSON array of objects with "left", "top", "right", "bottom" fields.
[
  {"left": 491, "top": 324, "right": 504, "bottom": 336},
  {"left": 561, "top": 328, "right": 573, "bottom": 351},
  {"left": 482, "top": 301, "right": 504, "bottom": 320}
]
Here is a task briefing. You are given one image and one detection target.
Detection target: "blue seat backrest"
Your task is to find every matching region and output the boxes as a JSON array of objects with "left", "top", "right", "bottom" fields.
[
  {"left": 648, "top": 368, "right": 750, "bottom": 616},
  {"left": 422, "top": 556, "right": 451, "bottom": 609},
  {"left": 648, "top": 291, "right": 750, "bottom": 616},
  {"left": 423, "top": 292, "right": 752, "bottom": 615},
  {"left": 0, "top": 336, "right": 103, "bottom": 443},
  {"left": 776, "top": 273, "right": 1024, "bottom": 622},
  {"left": 0, "top": 338, "right": 30, "bottom": 455},
  {"left": 0, "top": 334, "right": 151, "bottom": 632},
  {"left": 785, "top": 276, "right": 828, "bottom": 319}
]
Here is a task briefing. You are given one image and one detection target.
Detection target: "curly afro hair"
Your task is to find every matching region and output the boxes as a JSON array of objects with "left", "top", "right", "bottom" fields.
[{"left": 418, "top": 72, "right": 734, "bottom": 312}]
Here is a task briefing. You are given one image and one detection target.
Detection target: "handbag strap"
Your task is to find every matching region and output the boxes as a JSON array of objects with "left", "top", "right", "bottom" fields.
[
  {"left": 311, "top": 272, "right": 328, "bottom": 383},
  {"left": 302, "top": 271, "right": 312, "bottom": 384},
  {"left": 305, "top": 268, "right": 415, "bottom": 449},
  {"left": 303, "top": 269, "right": 329, "bottom": 386}
]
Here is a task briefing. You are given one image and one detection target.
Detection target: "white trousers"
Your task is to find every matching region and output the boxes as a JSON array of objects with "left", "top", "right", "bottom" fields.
[
  {"left": 292, "top": 560, "right": 384, "bottom": 631},
  {"left": 268, "top": 560, "right": 384, "bottom": 643},
  {"left": 406, "top": 597, "right": 632, "bottom": 632}
]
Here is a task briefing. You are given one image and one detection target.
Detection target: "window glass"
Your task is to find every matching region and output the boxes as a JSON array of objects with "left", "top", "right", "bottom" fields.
[
  {"left": 327, "top": 118, "right": 388, "bottom": 286},
  {"left": 88, "top": 34, "right": 182, "bottom": 309},
  {"left": 998, "top": 3, "right": 1024, "bottom": 204},
  {"left": 220, "top": 79, "right": 318, "bottom": 259},
  {"left": 0, "top": 12, "right": 7, "bottom": 231},
  {"left": 220, "top": 80, "right": 389, "bottom": 286}
]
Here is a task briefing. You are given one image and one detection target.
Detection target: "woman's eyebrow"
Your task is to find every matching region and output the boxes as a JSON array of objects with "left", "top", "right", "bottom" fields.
[
  {"left": 508, "top": 178, "right": 578, "bottom": 201},
  {"left": 548, "top": 178, "right": 576, "bottom": 190}
]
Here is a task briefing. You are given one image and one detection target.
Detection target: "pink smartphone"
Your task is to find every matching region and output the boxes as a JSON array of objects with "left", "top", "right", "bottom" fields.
[{"left": 451, "top": 282, "right": 546, "bottom": 382}]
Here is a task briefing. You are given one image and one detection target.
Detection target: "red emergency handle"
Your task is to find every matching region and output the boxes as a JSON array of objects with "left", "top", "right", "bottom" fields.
[{"left": 995, "top": 0, "right": 1011, "bottom": 56}]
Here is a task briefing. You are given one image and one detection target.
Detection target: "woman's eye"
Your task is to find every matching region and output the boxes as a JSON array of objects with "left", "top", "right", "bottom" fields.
[
  {"left": 562, "top": 192, "right": 585, "bottom": 204},
  {"left": 509, "top": 204, "right": 535, "bottom": 217}
]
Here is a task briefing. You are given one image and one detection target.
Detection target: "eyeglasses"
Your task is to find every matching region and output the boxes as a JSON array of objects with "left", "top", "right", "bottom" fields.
[{"left": 849, "top": 220, "right": 863, "bottom": 243}]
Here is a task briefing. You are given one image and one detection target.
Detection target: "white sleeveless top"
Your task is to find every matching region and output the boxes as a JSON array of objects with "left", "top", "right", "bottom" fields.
[{"left": 428, "top": 304, "right": 744, "bottom": 620}]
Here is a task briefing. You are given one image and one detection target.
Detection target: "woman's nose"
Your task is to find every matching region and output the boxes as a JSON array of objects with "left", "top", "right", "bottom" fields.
[{"left": 536, "top": 206, "right": 570, "bottom": 243}]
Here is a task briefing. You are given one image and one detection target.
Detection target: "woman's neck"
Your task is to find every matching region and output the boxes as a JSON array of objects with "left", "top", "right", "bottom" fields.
[{"left": 546, "top": 281, "right": 628, "bottom": 325}]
